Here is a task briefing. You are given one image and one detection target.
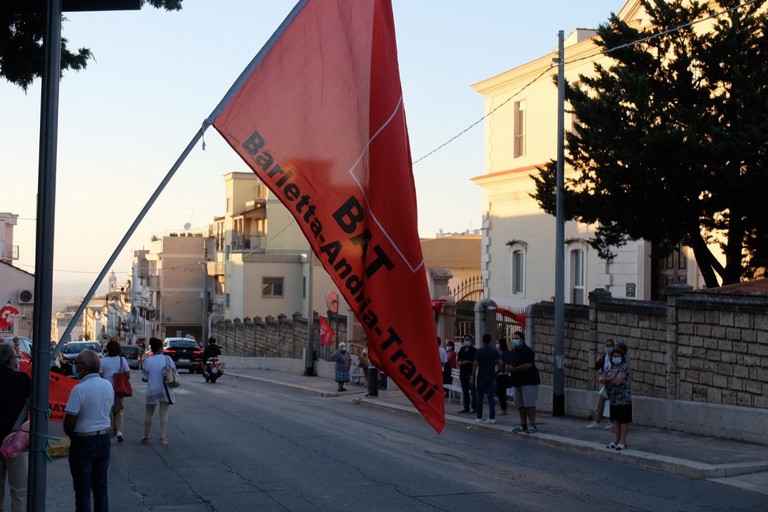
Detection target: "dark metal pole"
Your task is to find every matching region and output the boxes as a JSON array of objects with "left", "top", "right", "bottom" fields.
[
  {"left": 553, "top": 30, "right": 566, "bottom": 416},
  {"left": 304, "top": 251, "right": 315, "bottom": 376},
  {"left": 28, "top": 1, "right": 62, "bottom": 509}
]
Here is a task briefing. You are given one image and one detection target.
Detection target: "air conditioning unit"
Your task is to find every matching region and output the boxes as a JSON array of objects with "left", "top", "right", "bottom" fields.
[{"left": 18, "top": 289, "right": 33, "bottom": 304}]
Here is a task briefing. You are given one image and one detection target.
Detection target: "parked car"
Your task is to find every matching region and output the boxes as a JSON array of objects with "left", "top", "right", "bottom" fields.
[
  {"left": 57, "top": 341, "right": 102, "bottom": 376},
  {"left": 60, "top": 341, "right": 102, "bottom": 363},
  {"left": 120, "top": 345, "right": 142, "bottom": 370},
  {"left": 161, "top": 337, "right": 203, "bottom": 373},
  {"left": 13, "top": 336, "right": 33, "bottom": 358}
]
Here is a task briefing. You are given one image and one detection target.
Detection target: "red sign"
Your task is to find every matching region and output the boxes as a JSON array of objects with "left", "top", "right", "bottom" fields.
[
  {"left": 0, "top": 304, "right": 20, "bottom": 330},
  {"left": 18, "top": 360, "right": 77, "bottom": 422},
  {"left": 212, "top": 0, "right": 444, "bottom": 431}
]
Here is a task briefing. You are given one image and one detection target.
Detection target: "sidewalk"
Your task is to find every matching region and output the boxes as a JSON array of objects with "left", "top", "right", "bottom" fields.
[{"left": 228, "top": 368, "right": 768, "bottom": 495}]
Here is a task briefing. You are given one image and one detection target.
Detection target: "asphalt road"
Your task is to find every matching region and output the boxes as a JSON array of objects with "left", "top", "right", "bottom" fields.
[{"left": 32, "top": 370, "right": 768, "bottom": 511}]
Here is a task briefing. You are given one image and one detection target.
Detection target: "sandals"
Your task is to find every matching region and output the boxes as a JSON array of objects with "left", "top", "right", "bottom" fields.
[
  {"left": 159, "top": 438, "right": 170, "bottom": 446},
  {"left": 607, "top": 442, "right": 617, "bottom": 449},
  {"left": 139, "top": 436, "right": 150, "bottom": 445}
]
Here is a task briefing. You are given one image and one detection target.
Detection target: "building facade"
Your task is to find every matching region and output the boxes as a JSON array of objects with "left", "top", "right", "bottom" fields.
[
  {"left": 0, "top": 212, "right": 34, "bottom": 339},
  {"left": 471, "top": 0, "right": 705, "bottom": 312}
]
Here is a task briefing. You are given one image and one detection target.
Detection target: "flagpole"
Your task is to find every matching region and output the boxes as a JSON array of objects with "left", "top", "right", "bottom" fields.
[{"left": 55, "top": 126, "right": 207, "bottom": 350}]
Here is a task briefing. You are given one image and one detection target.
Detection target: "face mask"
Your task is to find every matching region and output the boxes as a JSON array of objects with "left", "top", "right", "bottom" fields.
[
  {"left": 495, "top": 344, "right": 500, "bottom": 350},
  {"left": 463, "top": 341, "right": 471, "bottom": 347},
  {"left": 340, "top": 348, "right": 347, "bottom": 353},
  {"left": 512, "top": 339, "right": 521, "bottom": 348},
  {"left": 446, "top": 346, "right": 454, "bottom": 352},
  {"left": 604, "top": 346, "right": 613, "bottom": 354},
  {"left": 612, "top": 356, "right": 622, "bottom": 365}
]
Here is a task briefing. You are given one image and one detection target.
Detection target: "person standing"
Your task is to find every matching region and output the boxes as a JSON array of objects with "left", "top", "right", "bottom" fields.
[
  {"left": 508, "top": 331, "right": 540, "bottom": 433},
  {"left": 494, "top": 338, "right": 512, "bottom": 415},
  {"left": 0, "top": 343, "right": 31, "bottom": 512},
  {"left": 140, "top": 337, "right": 176, "bottom": 445},
  {"left": 331, "top": 342, "right": 352, "bottom": 392},
  {"left": 456, "top": 334, "right": 477, "bottom": 414},
  {"left": 473, "top": 334, "right": 500, "bottom": 424},
  {"left": 586, "top": 338, "right": 615, "bottom": 429},
  {"left": 601, "top": 347, "right": 632, "bottom": 450},
  {"left": 99, "top": 339, "right": 131, "bottom": 443},
  {"left": 438, "top": 337, "right": 450, "bottom": 390},
  {"left": 64, "top": 349, "right": 114, "bottom": 512}
]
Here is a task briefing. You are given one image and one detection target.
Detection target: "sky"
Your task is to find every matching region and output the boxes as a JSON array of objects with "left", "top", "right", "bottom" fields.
[{"left": 0, "top": 0, "right": 626, "bottom": 305}]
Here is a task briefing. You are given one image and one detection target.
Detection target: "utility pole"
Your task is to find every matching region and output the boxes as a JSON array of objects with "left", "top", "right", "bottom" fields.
[
  {"left": 304, "top": 250, "right": 316, "bottom": 376},
  {"left": 19, "top": 2, "right": 144, "bottom": 509},
  {"left": 553, "top": 30, "right": 566, "bottom": 416}
]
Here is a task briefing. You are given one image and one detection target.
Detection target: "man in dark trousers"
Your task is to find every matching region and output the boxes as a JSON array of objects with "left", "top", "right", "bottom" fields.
[
  {"left": 473, "top": 334, "right": 500, "bottom": 424},
  {"left": 456, "top": 334, "right": 477, "bottom": 414},
  {"left": 0, "top": 342, "right": 31, "bottom": 512},
  {"left": 64, "top": 349, "right": 114, "bottom": 512}
]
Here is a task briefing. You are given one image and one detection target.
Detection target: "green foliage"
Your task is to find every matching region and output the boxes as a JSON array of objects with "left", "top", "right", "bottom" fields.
[
  {"left": 0, "top": 0, "right": 182, "bottom": 91},
  {"left": 532, "top": 0, "right": 768, "bottom": 287}
]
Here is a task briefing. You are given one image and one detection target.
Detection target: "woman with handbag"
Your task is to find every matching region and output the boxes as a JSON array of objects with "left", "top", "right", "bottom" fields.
[
  {"left": 100, "top": 339, "right": 132, "bottom": 443},
  {"left": 586, "top": 338, "right": 615, "bottom": 429},
  {"left": 139, "top": 337, "right": 176, "bottom": 445}
]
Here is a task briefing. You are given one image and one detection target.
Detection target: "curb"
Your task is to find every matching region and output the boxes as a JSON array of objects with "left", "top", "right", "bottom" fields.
[
  {"left": 48, "top": 439, "right": 70, "bottom": 458},
  {"left": 354, "top": 396, "right": 768, "bottom": 480},
  {"left": 230, "top": 372, "right": 768, "bottom": 480}
]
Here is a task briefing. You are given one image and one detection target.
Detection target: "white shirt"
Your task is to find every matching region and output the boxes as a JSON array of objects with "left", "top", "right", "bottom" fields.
[
  {"left": 100, "top": 355, "right": 128, "bottom": 385},
  {"left": 65, "top": 373, "right": 114, "bottom": 433},
  {"left": 141, "top": 354, "right": 176, "bottom": 405},
  {"left": 438, "top": 346, "right": 448, "bottom": 364}
]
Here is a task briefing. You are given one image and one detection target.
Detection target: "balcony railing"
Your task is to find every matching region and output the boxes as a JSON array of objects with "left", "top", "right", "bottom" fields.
[{"left": 231, "top": 234, "right": 265, "bottom": 252}]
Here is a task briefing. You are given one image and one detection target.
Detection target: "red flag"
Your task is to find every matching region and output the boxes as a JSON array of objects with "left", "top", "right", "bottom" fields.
[
  {"left": 18, "top": 360, "right": 77, "bottom": 422},
  {"left": 319, "top": 317, "right": 335, "bottom": 346},
  {"left": 0, "top": 304, "right": 20, "bottom": 330},
  {"left": 491, "top": 307, "right": 526, "bottom": 330},
  {"left": 212, "top": 0, "right": 444, "bottom": 431}
]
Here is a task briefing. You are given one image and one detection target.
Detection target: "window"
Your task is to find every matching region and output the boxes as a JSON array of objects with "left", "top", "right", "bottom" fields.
[
  {"left": 507, "top": 241, "right": 527, "bottom": 296},
  {"left": 512, "top": 250, "right": 525, "bottom": 294},
  {"left": 262, "top": 277, "right": 284, "bottom": 297},
  {"left": 570, "top": 248, "right": 585, "bottom": 304},
  {"left": 513, "top": 100, "right": 526, "bottom": 158}
]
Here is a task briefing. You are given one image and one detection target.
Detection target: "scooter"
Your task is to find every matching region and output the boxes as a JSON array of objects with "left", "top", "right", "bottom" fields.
[{"left": 203, "top": 356, "right": 224, "bottom": 383}]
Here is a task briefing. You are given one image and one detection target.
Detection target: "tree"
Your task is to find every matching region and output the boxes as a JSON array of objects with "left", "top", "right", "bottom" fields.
[
  {"left": 532, "top": 0, "right": 768, "bottom": 288},
  {"left": 0, "top": 0, "right": 182, "bottom": 91}
]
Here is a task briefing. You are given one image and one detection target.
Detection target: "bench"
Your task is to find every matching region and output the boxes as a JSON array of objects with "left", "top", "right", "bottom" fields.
[
  {"left": 349, "top": 355, "right": 366, "bottom": 385},
  {"left": 444, "top": 368, "right": 462, "bottom": 403}
]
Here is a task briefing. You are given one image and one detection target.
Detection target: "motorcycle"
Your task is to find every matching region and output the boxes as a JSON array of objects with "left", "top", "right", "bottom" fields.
[{"left": 202, "top": 356, "right": 224, "bottom": 383}]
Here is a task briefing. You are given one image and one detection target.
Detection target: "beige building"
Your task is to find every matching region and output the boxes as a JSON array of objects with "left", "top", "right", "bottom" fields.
[
  {"left": 142, "top": 235, "right": 207, "bottom": 340},
  {"left": 206, "top": 172, "right": 352, "bottom": 337},
  {"left": 471, "top": 0, "right": 705, "bottom": 311}
]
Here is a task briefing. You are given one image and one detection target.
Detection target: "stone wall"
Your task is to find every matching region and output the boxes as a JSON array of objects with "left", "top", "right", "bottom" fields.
[
  {"left": 210, "top": 313, "right": 348, "bottom": 360},
  {"left": 527, "top": 285, "right": 768, "bottom": 443}
]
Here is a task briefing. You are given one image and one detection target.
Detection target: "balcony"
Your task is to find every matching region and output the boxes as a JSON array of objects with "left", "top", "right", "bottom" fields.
[
  {"left": 0, "top": 245, "right": 19, "bottom": 263},
  {"left": 145, "top": 274, "right": 160, "bottom": 290},
  {"left": 231, "top": 234, "right": 265, "bottom": 253}
]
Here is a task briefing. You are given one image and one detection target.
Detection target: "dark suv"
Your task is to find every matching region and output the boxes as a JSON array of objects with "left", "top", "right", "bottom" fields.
[
  {"left": 120, "top": 345, "right": 142, "bottom": 370},
  {"left": 162, "top": 337, "right": 203, "bottom": 373}
]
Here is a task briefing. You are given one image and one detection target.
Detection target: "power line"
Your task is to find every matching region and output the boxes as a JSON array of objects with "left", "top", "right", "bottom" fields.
[{"left": 412, "top": 0, "right": 761, "bottom": 165}]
